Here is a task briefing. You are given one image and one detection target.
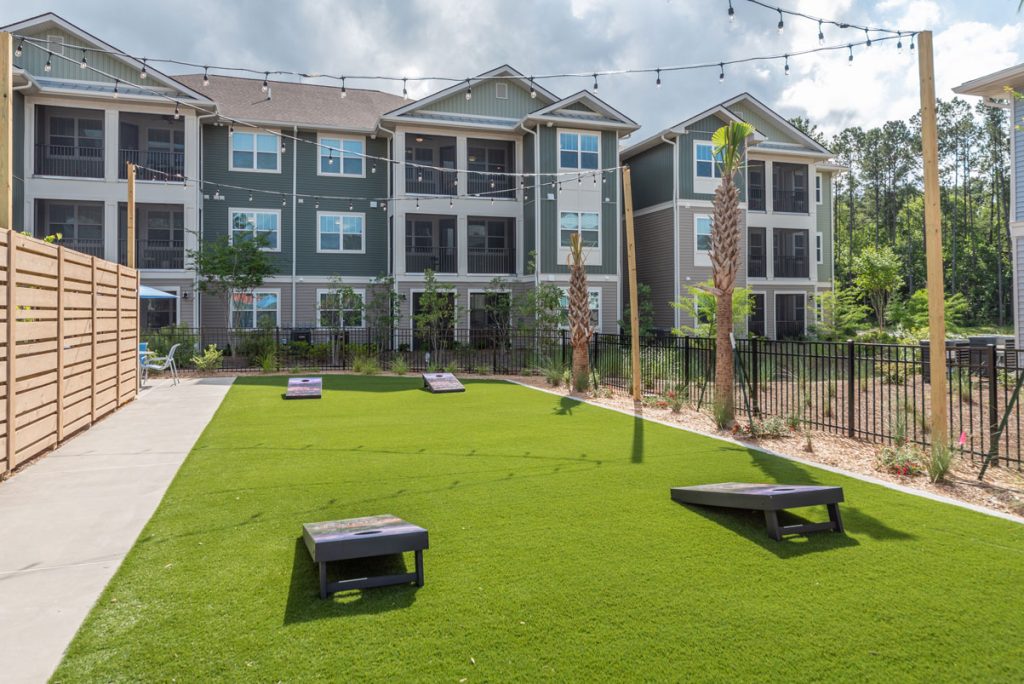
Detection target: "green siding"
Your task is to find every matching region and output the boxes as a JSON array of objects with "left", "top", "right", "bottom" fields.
[
  {"left": 677, "top": 115, "right": 745, "bottom": 202},
  {"left": 565, "top": 101, "right": 595, "bottom": 113},
  {"left": 12, "top": 90, "right": 23, "bottom": 230},
  {"left": 13, "top": 27, "right": 149, "bottom": 86},
  {"left": 523, "top": 133, "right": 536, "bottom": 269},
  {"left": 728, "top": 102, "right": 805, "bottom": 147},
  {"left": 201, "top": 126, "right": 389, "bottom": 278},
  {"left": 420, "top": 80, "right": 543, "bottom": 118},
  {"left": 816, "top": 170, "right": 833, "bottom": 283},
  {"left": 627, "top": 143, "right": 673, "bottom": 210}
]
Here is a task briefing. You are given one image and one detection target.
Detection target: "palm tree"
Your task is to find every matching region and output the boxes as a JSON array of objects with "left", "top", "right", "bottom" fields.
[
  {"left": 567, "top": 232, "right": 594, "bottom": 391},
  {"left": 709, "top": 121, "right": 754, "bottom": 425}
]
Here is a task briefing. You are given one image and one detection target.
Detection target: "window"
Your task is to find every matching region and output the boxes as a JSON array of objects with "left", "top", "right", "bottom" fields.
[
  {"left": 693, "top": 214, "right": 712, "bottom": 267},
  {"left": 815, "top": 173, "right": 823, "bottom": 204},
  {"left": 230, "top": 290, "right": 279, "bottom": 329},
  {"left": 559, "top": 212, "right": 600, "bottom": 249},
  {"left": 319, "top": 136, "right": 364, "bottom": 176},
  {"left": 695, "top": 142, "right": 722, "bottom": 179},
  {"left": 748, "top": 226, "right": 767, "bottom": 278},
  {"left": 772, "top": 162, "right": 809, "bottom": 213},
  {"left": 230, "top": 209, "right": 279, "bottom": 251},
  {"left": 748, "top": 160, "right": 766, "bottom": 211},
  {"left": 775, "top": 293, "right": 806, "bottom": 339},
  {"left": 748, "top": 294, "right": 765, "bottom": 338},
  {"left": 559, "top": 132, "right": 599, "bottom": 169},
  {"left": 559, "top": 288, "right": 601, "bottom": 330},
  {"left": 495, "top": 82, "right": 509, "bottom": 99},
  {"left": 317, "top": 289, "right": 365, "bottom": 328},
  {"left": 467, "top": 139, "right": 515, "bottom": 197},
  {"left": 142, "top": 295, "right": 177, "bottom": 330},
  {"left": 230, "top": 130, "right": 280, "bottom": 172},
  {"left": 816, "top": 233, "right": 823, "bottom": 264},
  {"left": 773, "top": 228, "right": 809, "bottom": 278},
  {"left": 318, "top": 213, "right": 365, "bottom": 253}
]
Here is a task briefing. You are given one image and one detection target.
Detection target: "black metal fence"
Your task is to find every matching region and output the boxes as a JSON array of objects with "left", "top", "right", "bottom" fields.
[{"left": 141, "top": 326, "right": 1024, "bottom": 469}]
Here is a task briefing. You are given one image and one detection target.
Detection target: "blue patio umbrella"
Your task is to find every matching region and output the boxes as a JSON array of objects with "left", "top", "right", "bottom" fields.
[{"left": 139, "top": 285, "right": 178, "bottom": 299}]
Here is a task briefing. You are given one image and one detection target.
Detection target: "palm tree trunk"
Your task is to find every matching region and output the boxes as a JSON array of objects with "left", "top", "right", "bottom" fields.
[{"left": 714, "top": 291, "right": 734, "bottom": 421}]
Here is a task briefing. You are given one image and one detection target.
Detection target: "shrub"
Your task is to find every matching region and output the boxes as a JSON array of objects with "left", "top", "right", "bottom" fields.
[
  {"left": 785, "top": 413, "right": 801, "bottom": 431},
  {"left": 390, "top": 356, "right": 410, "bottom": 376},
  {"left": 443, "top": 362, "right": 458, "bottom": 374},
  {"left": 876, "top": 444, "right": 925, "bottom": 476},
  {"left": 254, "top": 349, "right": 277, "bottom": 373},
  {"left": 536, "top": 359, "right": 565, "bottom": 387},
  {"left": 926, "top": 443, "right": 955, "bottom": 483},
  {"left": 353, "top": 354, "right": 381, "bottom": 375},
  {"left": 236, "top": 328, "right": 278, "bottom": 359},
  {"left": 877, "top": 360, "right": 909, "bottom": 385},
  {"left": 740, "top": 416, "right": 787, "bottom": 438},
  {"left": 473, "top": 365, "right": 491, "bottom": 376},
  {"left": 191, "top": 344, "right": 224, "bottom": 371},
  {"left": 142, "top": 325, "right": 197, "bottom": 368}
]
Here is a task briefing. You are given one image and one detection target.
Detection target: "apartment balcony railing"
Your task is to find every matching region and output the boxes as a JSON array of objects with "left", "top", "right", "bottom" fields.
[
  {"left": 406, "top": 246, "right": 457, "bottom": 274},
  {"left": 468, "top": 247, "right": 516, "bottom": 275},
  {"left": 748, "top": 186, "right": 766, "bottom": 212},
  {"left": 772, "top": 189, "right": 809, "bottom": 214},
  {"left": 773, "top": 256, "right": 809, "bottom": 279},
  {"left": 118, "top": 239, "right": 185, "bottom": 270},
  {"left": 52, "top": 237, "right": 105, "bottom": 258},
  {"left": 466, "top": 173, "right": 516, "bottom": 199},
  {"left": 34, "top": 144, "right": 104, "bottom": 178},
  {"left": 119, "top": 149, "right": 185, "bottom": 181},
  {"left": 405, "top": 168, "right": 457, "bottom": 196}
]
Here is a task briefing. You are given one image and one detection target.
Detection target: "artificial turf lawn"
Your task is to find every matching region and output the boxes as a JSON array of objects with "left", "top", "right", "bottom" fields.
[{"left": 53, "top": 376, "right": 1024, "bottom": 682}]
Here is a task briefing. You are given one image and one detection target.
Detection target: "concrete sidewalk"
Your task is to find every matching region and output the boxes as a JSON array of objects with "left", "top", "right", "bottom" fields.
[{"left": 0, "top": 376, "right": 234, "bottom": 684}]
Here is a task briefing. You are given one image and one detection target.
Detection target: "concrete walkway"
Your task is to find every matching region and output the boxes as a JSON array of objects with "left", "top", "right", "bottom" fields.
[{"left": 0, "top": 376, "right": 234, "bottom": 684}]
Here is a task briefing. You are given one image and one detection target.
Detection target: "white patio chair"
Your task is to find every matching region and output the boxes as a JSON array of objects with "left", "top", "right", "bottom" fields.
[{"left": 142, "top": 343, "right": 180, "bottom": 385}]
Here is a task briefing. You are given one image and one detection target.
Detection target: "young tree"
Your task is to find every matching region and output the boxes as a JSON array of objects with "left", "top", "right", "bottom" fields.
[
  {"left": 853, "top": 245, "right": 902, "bottom": 331},
  {"left": 618, "top": 282, "right": 655, "bottom": 338},
  {"left": 187, "top": 232, "right": 276, "bottom": 296},
  {"left": 320, "top": 275, "right": 364, "bottom": 364},
  {"left": 671, "top": 280, "right": 753, "bottom": 338},
  {"left": 413, "top": 269, "right": 458, "bottom": 360},
  {"left": 364, "top": 273, "right": 404, "bottom": 350},
  {"left": 515, "top": 253, "right": 566, "bottom": 363},
  {"left": 483, "top": 277, "right": 515, "bottom": 366},
  {"left": 811, "top": 288, "right": 870, "bottom": 341},
  {"left": 567, "top": 232, "right": 594, "bottom": 391},
  {"left": 708, "top": 120, "right": 754, "bottom": 425}
]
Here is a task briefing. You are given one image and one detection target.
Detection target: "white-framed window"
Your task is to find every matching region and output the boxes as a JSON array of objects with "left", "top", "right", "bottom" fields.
[
  {"left": 559, "top": 131, "right": 600, "bottom": 170},
  {"left": 814, "top": 293, "right": 824, "bottom": 323},
  {"left": 318, "top": 134, "right": 365, "bottom": 176},
  {"left": 559, "top": 211, "right": 600, "bottom": 249},
  {"left": 230, "top": 209, "right": 280, "bottom": 251},
  {"left": 816, "top": 232, "right": 823, "bottom": 264},
  {"left": 316, "top": 288, "right": 365, "bottom": 328},
  {"left": 229, "top": 129, "right": 280, "bottom": 172},
  {"left": 558, "top": 287, "right": 601, "bottom": 331},
  {"left": 317, "top": 212, "right": 365, "bottom": 253},
  {"left": 495, "top": 82, "right": 509, "bottom": 99},
  {"left": 815, "top": 173, "right": 823, "bottom": 204},
  {"left": 694, "top": 214, "right": 712, "bottom": 267},
  {"left": 694, "top": 141, "right": 723, "bottom": 179},
  {"left": 230, "top": 289, "right": 279, "bottom": 329}
]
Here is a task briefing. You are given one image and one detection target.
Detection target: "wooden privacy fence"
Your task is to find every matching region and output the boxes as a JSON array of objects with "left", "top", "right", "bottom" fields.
[{"left": 1, "top": 230, "right": 139, "bottom": 477}]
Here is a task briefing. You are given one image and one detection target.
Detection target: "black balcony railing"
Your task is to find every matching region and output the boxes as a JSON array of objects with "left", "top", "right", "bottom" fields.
[
  {"left": 406, "top": 246, "right": 457, "bottom": 273},
  {"left": 119, "top": 149, "right": 185, "bottom": 181},
  {"left": 52, "top": 237, "right": 105, "bottom": 258},
  {"left": 118, "top": 239, "right": 185, "bottom": 269},
  {"left": 466, "top": 173, "right": 516, "bottom": 199},
  {"left": 772, "top": 189, "right": 809, "bottom": 213},
  {"left": 748, "top": 185, "right": 766, "bottom": 212},
  {"left": 468, "top": 247, "right": 516, "bottom": 274},
  {"left": 405, "top": 168, "right": 457, "bottom": 196},
  {"left": 34, "top": 144, "right": 104, "bottom": 178}
]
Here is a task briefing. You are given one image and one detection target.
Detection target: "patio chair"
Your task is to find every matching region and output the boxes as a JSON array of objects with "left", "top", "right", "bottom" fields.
[{"left": 142, "top": 343, "right": 180, "bottom": 386}]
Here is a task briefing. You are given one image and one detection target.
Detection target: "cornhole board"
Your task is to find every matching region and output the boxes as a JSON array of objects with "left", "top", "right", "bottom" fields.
[
  {"left": 284, "top": 376, "right": 323, "bottom": 399},
  {"left": 422, "top": 372, "right": 465, "bottom": 393},
  {"left": 670, "top": 482, "right": 844, "bottom": 541},
  {"left": 302, "top": 515, "right": 429, "bottom": 598}
]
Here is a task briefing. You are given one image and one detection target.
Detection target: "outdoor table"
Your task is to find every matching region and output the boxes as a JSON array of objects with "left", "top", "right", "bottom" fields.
[
  {"left": 670, "top": 482, "right": 845, "bottom": 541},
  {"left": 302, "top": 515, "right": 429, "bottom": 598}
]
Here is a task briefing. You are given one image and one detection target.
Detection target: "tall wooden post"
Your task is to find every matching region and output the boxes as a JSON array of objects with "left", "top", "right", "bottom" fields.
[
  {"left": 917, "top": 31, "right": 949, "bottom": 448},
  {"left": 622, "top": 166, "right": 642, "bottom": 401},
  {"left": 0, "top": 32, "right": 13, "bottom": 230},
  {"left": 126, "top": 162, "right": 136, "bottom": 268}
]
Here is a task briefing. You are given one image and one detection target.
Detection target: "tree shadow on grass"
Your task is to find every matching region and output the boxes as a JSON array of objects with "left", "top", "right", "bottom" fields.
[
  {"left": 553, "top": 395, "right": 581, "bottom": 415},
  {"left": 283, "top": 538, "right": 419, "bottom": 625}
]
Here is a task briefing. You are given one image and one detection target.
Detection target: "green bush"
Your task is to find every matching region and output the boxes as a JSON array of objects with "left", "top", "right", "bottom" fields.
[
  {"left": 740, "top": 416, "right": 788, "bottom": 438},
  {"left": 236, "top": 329, "right": 278, "bottom": 360},
  {"left": 876, "top": 444, "right": 925, "bottom": 476},
  {"left": 536, "top": 358, "right": 565, "bottom": 387},
  {"left": 142, "top": 325, "right": 196, "bottom": 368},
  {"left": 926, "top": 442, "right": 955, "bottom": 483},
  {"left": 877, "top": 361, "right": 910, "bottom": 385},
  {"left": 390, "top": 356, "right": 410, "bottom": 376},
  {"left": 254, "top": 349, "right": 277, "bottom": 373},
  {"left": 191, "top": 344, "right": 224, "bottom": 371},
  {"left": 353, "top": 354, "right": 381, "bottom": 375},
  {"left": 473, "top": 365, "right": 491, "bottom": 376}
]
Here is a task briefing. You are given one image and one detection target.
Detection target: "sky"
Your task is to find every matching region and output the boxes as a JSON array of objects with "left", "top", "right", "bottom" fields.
[{"left": 4, "top": 0, "right": 1023, "bottom": 141}]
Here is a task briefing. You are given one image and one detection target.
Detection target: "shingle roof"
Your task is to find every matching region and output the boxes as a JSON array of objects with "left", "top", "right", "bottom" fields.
[{"left": 173, "top": 75, "right": 406, "bottom": 132}]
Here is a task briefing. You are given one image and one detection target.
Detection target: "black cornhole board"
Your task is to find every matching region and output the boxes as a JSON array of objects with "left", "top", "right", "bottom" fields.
[
  {"left": 670, "top": 482, "right": 845, "bottom": 541},
  {"left": 284, "top": 376, "right": 322, "bottom": 399},
  {"left": 422, "top": 372, "right": 465, "bottom": 393},
  {"left": 302, "top": 515, "right": 429, "bottom": 598}
]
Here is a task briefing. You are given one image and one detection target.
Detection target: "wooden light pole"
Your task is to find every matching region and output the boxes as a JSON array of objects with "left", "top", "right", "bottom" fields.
[
  {"left": 917, "top": 30, "right": 949, "bottom": 448},
  {"left": 126, "top": 161, "right": 136, "bottom": 268},
  {"left": 622, "top": 165, "right": 642, "bottom": 401},
  {"left": 0, "top": 31, "right": 13, "bottom": 230}
]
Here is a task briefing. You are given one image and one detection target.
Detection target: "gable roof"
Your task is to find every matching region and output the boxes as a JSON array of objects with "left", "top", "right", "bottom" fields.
[
  {"left": 525, "top": 90, "right": 639, "bottom": 131},
  {"left": 721, "top": 93, "right": 830, "bottom": 154},
  {"left": 384, "top": 65, "right": 559, "bottom": 119},
  {"left": 2, "top": 12, "right": 211, "bottom": 102},
  {"left": 953, "top": 63, "right": 1023, "bottom": 102},
  {"left": 175, "top": 74, "right": 406, "bottom": 132},
  {"left": 622, "top": 102, "right": 757, "bottom": 159}
]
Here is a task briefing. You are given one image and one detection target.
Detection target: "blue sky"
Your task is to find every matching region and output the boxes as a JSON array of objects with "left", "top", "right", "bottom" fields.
[{"left": 3, "top": 0, "right": 1021, "bottom": 139}]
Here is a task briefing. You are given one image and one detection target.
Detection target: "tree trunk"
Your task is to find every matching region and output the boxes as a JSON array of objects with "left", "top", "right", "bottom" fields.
[
  {"left": 714, "top": 291, "right": 734, "bottom": 423},
  {"left": 572, "top": 343, "right": 589, "bottom": 392}
]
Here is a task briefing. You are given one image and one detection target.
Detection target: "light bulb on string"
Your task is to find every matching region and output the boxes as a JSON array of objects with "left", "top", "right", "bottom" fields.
[
  {"left": 727, "top": 0, "right": 734, "bottom": 23},
  {"left": 719, "top": 63, "right": 725, "bottom": 83},
  {"left": 44, "top": 52, "right": 51, "bottom": 72},
  {"left": 140, "top": 58, "right": 147, "bottom": 79},
  {"left": 113, "top": 80, "right": 119, "bottom": 98},
  {"left": 465, "top": 80, "right": 472, "bottom": 100},
  {"left": 777, "top": 9, "right": 784, "bottom": 34},
  {"left": 341, "top": 77, "right": 347, "bottom": 98},
  {"left": 80, "top": 50, "right": 87, "bottom": 69},
  {"left": 174, "top": 103, "right": 180, "bottom": 119},
  {"left": 896, "top": 32, "right": 903, "bottom": 53},
  {"left": 848, "top": 44, "right": 854, "bottom": 66},
  {"left": 656, "top": 68, "right": 661, "bottom": 88},
  {"left": 910, "top": 33, "right": 915, "bottom": 51},
  {"left": 818, "top": 21, "right": 824, "bottom": 46},
  {"left": 202, "top": 67, "right": 209, "bottom": 86},
  {"left": 784, "top": 55, "right": 789, "bottom": 77},
  {"left": 14, "top": 39, "right": 23, "bottom": 57},
  {"left": 865, "top": 29, "right": 872, "bottom": 47},
  {"left": 529, "top": 77, "right": 536, "bottom": 99},
  {"left": 402, "top": 78, "right": 408, "bottom": 99},
  {"left": 314, "top": 197, "right": 320, "bottom": 209},
  {"left": 261, "top": 72, "right": 269, "bottom": 93},
  {"left": 349, "top": 201, "right": 353, "bottom": 211},
  {"left": 248, "top": 192, "right": 253, "bottom": 203},
  {"left": 592, "top": 73, "right": 598, "bottom": 92}
]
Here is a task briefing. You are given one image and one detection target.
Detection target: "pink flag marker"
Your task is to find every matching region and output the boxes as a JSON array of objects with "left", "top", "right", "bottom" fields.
[{"left": 958, "top": 431, "right": 967, "bottom": 447}]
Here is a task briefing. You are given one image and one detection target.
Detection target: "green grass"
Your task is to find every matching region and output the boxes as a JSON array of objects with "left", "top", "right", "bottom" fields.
[{"left": 54, "top": 376, "right": 1024, "bottom": 682}]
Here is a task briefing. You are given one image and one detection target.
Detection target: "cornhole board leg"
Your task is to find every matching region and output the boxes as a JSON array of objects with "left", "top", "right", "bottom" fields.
[
  {"left": 318, "top": 560, "right": 423, "bottom": 598},
  {"left": 765, "top": 506, "right": 844, "bottom": 541}
]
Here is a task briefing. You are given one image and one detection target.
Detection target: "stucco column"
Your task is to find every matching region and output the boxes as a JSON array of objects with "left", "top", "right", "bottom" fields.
[
  {"left": 457, "top": 215, "right": 468, "bottom": 275},
  {"left": 103, "top": 200, "right": 118, "bottom": 262},
  {"left": 103, "top": 109, "right": 118, "bottom": 183}
]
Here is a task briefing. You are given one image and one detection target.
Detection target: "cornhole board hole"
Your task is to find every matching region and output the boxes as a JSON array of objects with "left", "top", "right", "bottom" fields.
[
  {"left": 422, "top": 372, "right": 465, "bottom": 393},
  {"left": 284, "top": 376, "right": 323, "bottom": 399},
  {"left": 302, "top": 515, "right": 429, "bottom": 599},
  {"left": 670, "top": 482, "right": 844, "bottom": 541}
]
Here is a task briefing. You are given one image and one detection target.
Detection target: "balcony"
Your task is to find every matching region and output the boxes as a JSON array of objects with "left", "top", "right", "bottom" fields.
[
  {"left": 405, "top": 167, "right": 457, "bottom": 196},
  {"left": 747, "top": 160, "right": 766, "bottom": 212},
  {"left": 773, "top": 228, "right": 810, "bottom": 279},
  {"left": 771, "top": 162, "right": 809, "bottom": 214},
  {"left": 34, "top": 143, "right": 103, "bottom": 179},
  {"left": 119, "top": 149, "right": 185, "bottom": 182},
  {"left": 119, "top": 239, "right": 185, "bottom": 270},
  {"left": 772, "top": 189, "right": 809, "bottom": 214},
  {"left": 406, "top": 246, "right": 457, "bottom": 274},
  {"left": 53, "top": 237, "right": 105, "bottom": 258},
  {"left": 406, "top": 133, "right": 457, "bottom": 196},
  {"left": 468, "top": 247, "right": 516, "bottom": 275}
]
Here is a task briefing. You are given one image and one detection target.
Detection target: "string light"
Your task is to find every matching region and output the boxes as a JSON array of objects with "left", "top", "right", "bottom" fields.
[
  {"left": 896, "top": 31, "right": 903, "bottom": 53},
  {"left": 592, "top": 73, "right": 598, "bottom": 92},
  {"left": 261, "top": 72, "right": 269, "bottom": 93},
  {"left": 349, "top": 201, "right": 354, "bottom": 211},
  {"left": 465, "top": 79, "right": 472, "bottom": 100},
  {"left": 818, "top": 20, "right": 824, "bottom": 45},
  {"left": 864, "top": 28, "right": 872, "bottom": 47},
  {"left": 910, "top": 32, "right": 915, "bottom": 51},
  {"left": 655, "top": 68, "right": 661, "bottom": 88},
  {"left": 402, "top": 78, "right": 407, "bottom": 98},
  {"left": 202, "top": 67, "right": 209, "bottom": 87},
  {"left": 777, "top": 9, "right": 784, "bottom": 34},
  {"left": 848, "top": 44, "right": 854, "bottom": 66},
  {"left": 719, "top": 62, "right": 725, "bottom": 83},
  {"left": 43, "top": 52, "right": 51, "bottom": 72},
  {"left": 248, "top": 192, "right": 253, "bottom": 202},
  {"left": 174, "top": 103, "right": 180, "bottom": 119},
  {"left": 314, "top": 197, "right": 320, "bottom": 209},
  {"left": 728, "top": 0, "right": 735, "bottom": 23},
  {"left": 784, "top": 55, "right": 789, "bottom": 76},
  {"left": 282, "top": 197, "right": 287, "bottom": 207},
  {"left": 80, "top": 49, "right": 87, "bottom": 69},
  {"left": 529, "top": 77, "right": 536, "bottom": 99},
  {"left": 14, "top": 39, "right": 23, "bottom": 57},
  {"left": 113, "top": 79, "right": 119, "bottom": 98},
  {"left": 340, "top": 77, "right": 346, "bottom": 98},
  {"left": 140, "top": 58, "right": 147, "bottom": 79}
]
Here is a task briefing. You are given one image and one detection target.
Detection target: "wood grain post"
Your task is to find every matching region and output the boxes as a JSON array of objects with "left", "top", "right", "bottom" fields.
[
  {"left": 622, "top": 165, "right": 642, "bottom": 401},
  {"left": 56, "top": 246, "right": 64, "bottom": 441},
  {"left": 90, "top": 256, "right": 97, "bottom": 423},
  {"left": 126, "top": 162, "right": 136, "bottom": 269},
  {"left": 0, "top": 32, "right": 12, "bottom": 231},
  {"left": 115, "top": 268, "right": 122, "bottom": 406},
  {"left": 917, "top": 30, "right": 949, "bottom": 448},
  {"left": 6, "top": 232, "right": 16, "bottom": 468}
]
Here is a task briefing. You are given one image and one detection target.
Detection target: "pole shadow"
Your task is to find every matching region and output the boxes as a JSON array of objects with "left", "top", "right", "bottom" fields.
[{"left": 632, "top": 401, "right": 644, "bottom": 464}]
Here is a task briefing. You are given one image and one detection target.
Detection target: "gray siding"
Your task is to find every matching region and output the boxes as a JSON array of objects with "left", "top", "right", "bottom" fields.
[
  {"left": 677, "top": 115, "right": 746, "bottom": 202},
  {"left": 420, "top": 80, "right": 543, "bottom": 118},
  {"left": 12, "top": 90, "right": 23, "bottom": 230},
  {"left": 1016, "top": 99, "right": 1024, "bottom": 222},
  {"left": 632, "top": 207, "right": 676, "bottom": 329},
  {"left": 627, "top": 143, "right": 673, "bottom": 210},
  {"left": 523, "top": 132, "right": 536, "bottom": 268},
  {"left": 14, "top": 26, "right": 149, "bottom": 85},
  {"left": 727, "top": 102, "right": 803, "bottom": 146},
  {"left": 816, "top": 170, "right": 834, "bottom": 283},
  {"left": 1018, "top": 237, "right": 1024, "bottom": 347}
]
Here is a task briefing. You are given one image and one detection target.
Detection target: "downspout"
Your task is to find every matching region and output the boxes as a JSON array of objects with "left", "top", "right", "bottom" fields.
[
  {"left": 291, "top": 125, "right": 298, "bottom": 328},
  {"left": 661, "top": 133, "right": 680, "bottom": 329},
  {"left": 518, "top": 121, "right": 536, "bottom": 283},
  {"left": 195, "top": 111, "right": 217, "bottom": 330}
]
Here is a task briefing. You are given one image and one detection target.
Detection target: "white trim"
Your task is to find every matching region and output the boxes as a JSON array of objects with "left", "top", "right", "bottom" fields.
[
  {"left": 495, "top": 82, "right": 509, "bottom": 100},
  {"left": 316, "top": 211, "right": 366, "bottom": 254},
  {"left": 557, "top": 129, "right": 601, "bottom": 172},
  {"left": 815, "top": 173, "right": 823, "bottom": 204},
  {"left": 816, "top": 232, "right": 823, "bottom": 265},
  {"left": 506, "top": 380, "right": 1024, "bottom": 526},
  {"left": 228, "top": 127, "right": 282, "bottom": 173},
  {"left": 316, "top": 132, "right": 366, "bottom": 178},
  {"left": 228, "top": 207, "right": 282, "bottom": 252},
  {"left": 315, "top": 287, "right": 366, "bottom": 329},
  {"left": 228, "top": 287, "right": 281, "bottom": 328},
  {"left": 721, "top": 93, "right": 832, "bottom": 155},
  {"left": 693, "top": 213, "right": 712, "bottom": 268},
  {"left": 773, "top": 290, "right": 808, "bottom": 339},
  {"left": 557, "top": 286, "right": 602, "bottom": 331}
]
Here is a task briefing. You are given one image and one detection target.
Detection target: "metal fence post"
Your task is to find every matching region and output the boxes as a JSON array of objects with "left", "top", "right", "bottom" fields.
[
  {"left": 846, "top": 339, "right": 856, "bottom": 438},
  {"left": 751, "top": 337, "right": 760, "bottom": 415},
  {"left": 561, "top": 329, "right": 567, "bottom": 367},
  {"left": 988, "top": 343, "right": 999, "bottom": 462},
  {"left": 684, "top": 335, "right": 691, "bottom": 386}
]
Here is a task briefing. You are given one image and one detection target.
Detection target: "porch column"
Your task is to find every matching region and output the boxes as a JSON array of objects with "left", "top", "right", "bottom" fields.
[
  {"left": 103, "top": 200, "right": 118, "bottom": 263},
  {"left": 457, "top": 215, "right": 468, "bottom": 275},
  {"left": 103, "top": 109, "right": 119, "bottom": 183}
]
